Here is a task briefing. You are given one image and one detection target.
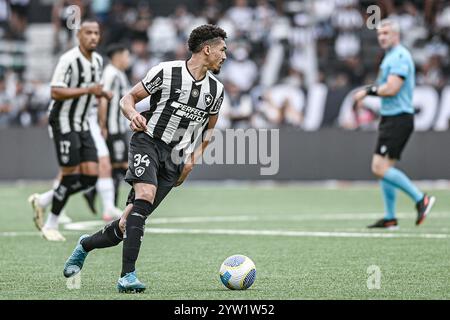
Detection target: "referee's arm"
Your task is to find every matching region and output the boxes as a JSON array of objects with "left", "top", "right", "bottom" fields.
[{"left": 353, "top": 75, "right": 404, "bottom": 102}]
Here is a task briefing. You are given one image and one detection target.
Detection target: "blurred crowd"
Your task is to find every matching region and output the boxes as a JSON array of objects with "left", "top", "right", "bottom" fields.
[{"left": 1, "top": 0, "right": 449, "bottom": 129}]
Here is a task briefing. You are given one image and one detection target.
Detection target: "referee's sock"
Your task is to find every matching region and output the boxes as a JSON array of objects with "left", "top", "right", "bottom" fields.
[
  {"left": 121, "top": 199, "right": 152, "bottom": 277},
  {"left": 380, "top": 179, "right": 396, "bottom": 220},
  {"left": 383, "top": 167, "right": 423, "bottom": 203}
]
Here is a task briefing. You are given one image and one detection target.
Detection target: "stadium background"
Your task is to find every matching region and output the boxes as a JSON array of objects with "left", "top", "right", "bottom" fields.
[
  {"left": 1, "top": 0, "right": 450, "bottom": 181},
  {"left": 0, "top": 0, "right": 450, "bottom": 302}
]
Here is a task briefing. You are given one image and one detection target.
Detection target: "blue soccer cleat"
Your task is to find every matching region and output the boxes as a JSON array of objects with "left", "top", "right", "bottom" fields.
[
  {"left": 63, "top": 234, "right": 90, "bottom": 278},
  {"left": 117, "top": 271, "right": 146, "bottom": 293}
]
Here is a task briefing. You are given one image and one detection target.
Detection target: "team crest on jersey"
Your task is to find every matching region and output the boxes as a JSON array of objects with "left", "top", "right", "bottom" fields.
[
  {"left": 191, "top": 88, "right": 200, "bottom": 98},
  {"left": 61, "top": 155, "right": 70, "bottom": 164},
  {"left": 135, "top": 166, "right": 145, "bottom": 177},
  {"left": 203, "top": 93, "right": 214, "bottom": 107}
]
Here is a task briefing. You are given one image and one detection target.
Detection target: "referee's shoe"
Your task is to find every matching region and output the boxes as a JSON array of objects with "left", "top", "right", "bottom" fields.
[
  {"left": 415, "top": 194, "right": 436, "bottom": 226},
  {"left": 368, "top": 218, "right": 398, "bottom": 230}
]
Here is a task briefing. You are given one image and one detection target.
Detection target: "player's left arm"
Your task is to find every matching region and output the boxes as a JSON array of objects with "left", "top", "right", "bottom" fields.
[{"left": 98, "top": 96, "right": 108, "bottom": 138}]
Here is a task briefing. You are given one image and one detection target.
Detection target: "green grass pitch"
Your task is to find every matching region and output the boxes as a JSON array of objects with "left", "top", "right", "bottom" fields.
[{"left": 0, "top": 183, "right": 448, "bottom": 300}]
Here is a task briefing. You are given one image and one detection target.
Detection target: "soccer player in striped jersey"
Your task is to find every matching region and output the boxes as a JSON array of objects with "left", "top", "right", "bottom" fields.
[
  {"left": 63, "top": 24, "right": 227, "bottom": 293},
  {"left": 99, "top": 43, "right": 131, "bottom": 206},
  {"left": 82, "top": 44, "right": 131, "bottom": 220},
  {"left": 28, "top": 20, "right": 111, "bottom": 241}
]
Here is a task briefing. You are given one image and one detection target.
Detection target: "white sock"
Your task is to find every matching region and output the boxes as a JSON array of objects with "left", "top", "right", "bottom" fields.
[
  {"left": 52, "top": 179, "right": 60, "bottom": 189},
  {"left": 37, "top": 179, "right": 60, "bottom": 208},
  {"left": 97, "top": 177, "right": 115, "bottom": 213},
  {"left": 38, "top": 189, "right": 54, "bottom": 208},
  {"left": 43, "top": 213, "right": 59, "bottom": 230}
]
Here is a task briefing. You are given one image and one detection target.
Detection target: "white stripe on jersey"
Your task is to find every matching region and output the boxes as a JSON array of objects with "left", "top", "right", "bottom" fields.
[
  {"left": 139, "top": 60, "right": 224, "bottom": 150},
  {"left": 48, "top": 46, "right": 103, "bottom": 134},
  {"left": 146, "top": 65, "right": 172, "bottom": 138},
  {"left": 102, "top": 64, "right": 129, "bottom": 135}
]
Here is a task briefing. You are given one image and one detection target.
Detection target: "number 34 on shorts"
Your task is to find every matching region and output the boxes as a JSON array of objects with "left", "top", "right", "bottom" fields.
[{"left": 133, "top": 154, "right": 150, "bottom": 177}]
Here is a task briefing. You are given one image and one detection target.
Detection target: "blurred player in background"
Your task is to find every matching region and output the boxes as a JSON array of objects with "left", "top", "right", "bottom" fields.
[
  {"left": 63, "top": 24, "right": 227, "bottom": 293},
  {"left": 83, "top": 44, "right": 131, "bottom": 210},
  {"left": 84, "top": 96, "right": 123, "bottom": 222},
  {"left": 353, "top": 19, "right": 435, "bottom": 229},
  {"left": 28, "top": 20, "right": 110, "bottom": 241}
]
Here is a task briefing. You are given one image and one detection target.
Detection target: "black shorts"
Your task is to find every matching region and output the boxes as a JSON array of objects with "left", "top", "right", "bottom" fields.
[
  {"left": 52, "top": 130, "right": 98, "bottom": 166},
  {"left": 125, "top": 132, "right": 184, "bottom": 187},
  {"left": 375, "top": 113, "right": 414, "bottom": 160},
  {"left": 106, "top": 134, "right": 129, "bottom": 164}
]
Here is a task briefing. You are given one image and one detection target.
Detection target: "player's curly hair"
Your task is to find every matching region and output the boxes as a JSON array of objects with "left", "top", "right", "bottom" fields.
[{"left": 188, "top": 24, "right": 227, "bottom": 53}]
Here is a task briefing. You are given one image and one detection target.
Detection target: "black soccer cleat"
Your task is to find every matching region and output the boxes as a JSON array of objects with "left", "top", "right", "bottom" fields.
[
  {"left": 367, "top": 218, "right": 398, "bottom": 230},
  {"left": 415, "top": 194, "right": 436, "bottom": 226},
  {"left": 83, "top": 188, "right": 97, "bottom": 215}
]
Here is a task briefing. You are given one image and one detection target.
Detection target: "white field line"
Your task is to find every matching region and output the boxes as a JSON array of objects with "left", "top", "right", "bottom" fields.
[
  {"left": 2, "top": 228, "right": 449, "bottom": 239},
  {"left": 61, "top": 211, "right": 450, "bottom": 231},
  {"left": 144, "top": 228, "right": 450, "bottom": 239},
  {"left": 1, "top": 213, "right": 449, "bottom": 239}
]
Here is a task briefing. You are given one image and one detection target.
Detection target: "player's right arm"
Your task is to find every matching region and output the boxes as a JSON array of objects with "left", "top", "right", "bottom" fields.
[
  {"left": 51, "top": 85, "right": 104, "bottom": 101},
  {"left": 119, "top": 82, "right": 149, "bottom": 132},
  {"left": 120, "top": 64, "right": 164, "bottom": 132},
  {"left": 50, "top": 56, "right": 104, "bottom": 100}
]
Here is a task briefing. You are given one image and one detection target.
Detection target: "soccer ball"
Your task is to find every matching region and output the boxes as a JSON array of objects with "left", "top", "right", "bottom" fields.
[{"left": 219, "top": 254, "right": 256, "bottom": 290}]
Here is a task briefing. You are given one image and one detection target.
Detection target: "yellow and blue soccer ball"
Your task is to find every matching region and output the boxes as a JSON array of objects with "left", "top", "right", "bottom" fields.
[{"left": 219, "top": 254, "right": 256, "bottom": 290}]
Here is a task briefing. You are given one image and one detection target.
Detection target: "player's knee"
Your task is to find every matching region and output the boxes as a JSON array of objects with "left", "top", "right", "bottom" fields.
[
  {"left": 134, "top": 185, "right": 156, "bottom": 203},
  {"left": 131, "top": 199, "right": 153, "bottom": 218},
  {"left": 59, "top": 174, "right": 81, "bottom": 194},
  {"left": 371, "top": 162, "right": 386, "bottom": 178},
  {"left": 61, "top": 165, "right": 79, "bottom": 175},
  {"left": 80, "top": 174, "right": 98, "bottom": 190},
  {"left": 98, "top": 157, "right": 112, "bottom": 176}
]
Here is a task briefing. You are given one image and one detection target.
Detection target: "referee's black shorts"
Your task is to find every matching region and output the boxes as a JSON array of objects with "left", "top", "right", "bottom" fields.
[
  {"left": 375, "top": 112, "right": 414, "bottom": 160},
  {"left": 124, "top": 131, "right": 184, "bottom": 188}
]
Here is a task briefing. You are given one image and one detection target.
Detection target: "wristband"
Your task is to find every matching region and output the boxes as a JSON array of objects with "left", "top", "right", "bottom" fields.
[{"left": 365, "top": 85, "right": 379, "bottom": 96}]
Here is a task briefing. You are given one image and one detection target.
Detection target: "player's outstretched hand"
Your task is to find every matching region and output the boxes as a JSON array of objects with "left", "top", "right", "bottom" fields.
[{"left": 130, "top": 113, "right": 147, "bottom": 132}]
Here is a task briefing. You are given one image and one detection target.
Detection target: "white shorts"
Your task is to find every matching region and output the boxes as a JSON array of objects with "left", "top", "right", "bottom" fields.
[{"left": 88, "top": 111, "right": 110, "bottom": 158}]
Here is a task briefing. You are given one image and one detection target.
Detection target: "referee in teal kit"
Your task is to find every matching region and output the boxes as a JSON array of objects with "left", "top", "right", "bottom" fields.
[{"left": 353, "top": 19, "right": 435, "bottom": 229}]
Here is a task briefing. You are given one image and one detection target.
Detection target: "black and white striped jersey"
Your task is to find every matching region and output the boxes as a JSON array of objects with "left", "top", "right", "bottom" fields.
[
  {"left": 102, "top": 64, "right": 129, "bottom": 135},
  {"left": 140, "top": 60, "right": 224, "bottom": 150},
  {"left": 48, "top": 46, "right": 103, "bottom": 134}
]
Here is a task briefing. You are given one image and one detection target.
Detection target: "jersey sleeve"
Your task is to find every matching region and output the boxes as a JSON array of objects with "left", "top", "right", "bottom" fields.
[
  {"left": 209, "top": 88, "right": 224, "bottom": 115},
  {"left": 389, "top": 54, "right": 410, "bottom": 79},
  {"left": 102, "top": 67, "right": 115, "bottom": 91},
  {"left": 50, "top": 57, "right": 72, "bottom": 88},
  {"left": 141, "top": 64, "right": 164, "bottom": 95}
]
